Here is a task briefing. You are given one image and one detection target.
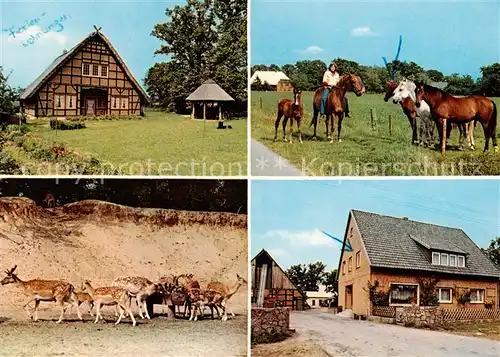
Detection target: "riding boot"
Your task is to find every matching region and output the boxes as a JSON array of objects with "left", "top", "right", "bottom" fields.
[{"left": 344, "top": 96, "right": 351, "bottom": 118}]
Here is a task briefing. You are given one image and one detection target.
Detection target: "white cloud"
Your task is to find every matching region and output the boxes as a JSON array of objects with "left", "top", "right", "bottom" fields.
[
  {"left": 263, "top": 229, "right": 335, "bottom": 247},
  {"left": 297, "top": 45, "right": 324, "bottom": 54},
  {"left": 350, "top": 27, "right": 376, "bottom": 37},
  {"left": 267, "top": 247, "right": 290, "bottom": 258}
]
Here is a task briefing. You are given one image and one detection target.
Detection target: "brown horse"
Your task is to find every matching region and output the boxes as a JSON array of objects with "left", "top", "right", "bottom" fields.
[
  {"left": 384, "top": 80, "right": 419, "bottom": 144},
  {"left": 311, "top": 73, "right": 365, "bottom": 143},
  {"left": 275, "top": 88, "right": 304, "bottom": 143},
  {"left": 415, "top": 83, "right": 497, "bottom": 154}
]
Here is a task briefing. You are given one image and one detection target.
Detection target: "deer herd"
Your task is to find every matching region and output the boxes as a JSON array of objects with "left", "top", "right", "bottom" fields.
[{"left": 0, "top": 265, "right": 247, "bottom": 327}]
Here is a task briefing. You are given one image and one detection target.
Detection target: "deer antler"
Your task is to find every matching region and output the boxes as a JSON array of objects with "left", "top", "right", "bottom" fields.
[{"left": 8, "top": 265, "right": 17, "bottom": 274}]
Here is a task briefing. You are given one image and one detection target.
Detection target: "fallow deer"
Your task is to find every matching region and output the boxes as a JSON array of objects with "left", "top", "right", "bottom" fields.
[
  {"left": 207, "top": 274, "right": 247, "bottom": 321},
  {"left": 0, "top": 265, "right": 82, "bottom": 323},
  {"left": 83, "top": 281, "right": 136, "bottom": 326},
  {"left": 112, "top": 276, "right": 163, "bottom": 319}
]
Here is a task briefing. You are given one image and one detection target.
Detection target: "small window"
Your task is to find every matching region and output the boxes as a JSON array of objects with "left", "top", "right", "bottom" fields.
[
  {"left": 121, "top": 97, "right": 128, "bottom": 109},
  {"left": 348, "top": 257, "right": 352, "bottom": 272},
  {"left": 342, "top": 261, "right": 346, "bottom": 275},
  {"left": 312, "top": 300, "right": 315, "bottom": 306},
  {"left": 458, "top": 255, "right": 465, "bottom": 267},
  {"left": 349, "top": 227, "right": 353, "bottom": 237},
  {"left": 356, "top": 251, "right": 361, "bottom": 268},
  {"left": 56, "top": 95, "right": 62, "bottom": 108},
  {"left": 432, "top": 252, "right": 440, "bottom": 265},
  {"left": 436, "top": 288, "right": 452, "bottom": 303},
  {"left": 92, "top": 64, "right": 99, "bottom": 76},
  {"left": 449, "top": 255, "right": 457, "bottom": 267},
  {"left": 113, "top": 97, "right": 117, "bottom": 109},
  {"left": 101, "top": 65, "right": 108, "bottom": 77},
  {"left": 470, "top": 289, "right": 484, "bottom": 303},
  {"left": 83, "top": 63, "right": 90, "bottom": 76},
  {"left": 66, "top": 96, "right": 75, "bottom": 109},
  {"left": 441, "top": 253, "right": 449, "bottom": 266}
]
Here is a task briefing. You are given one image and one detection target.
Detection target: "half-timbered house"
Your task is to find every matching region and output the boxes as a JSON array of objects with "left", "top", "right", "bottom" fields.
[{"left": 20, "top": 27, "right": 149, "bottom": 118}]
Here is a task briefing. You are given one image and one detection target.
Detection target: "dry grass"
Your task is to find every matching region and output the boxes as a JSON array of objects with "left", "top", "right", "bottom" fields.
[
  {"left": 252, "top": 336, "right": 331, "bottom": 357},
  {"left": 446, "top": 321, "right": 500, "bottom": 340}
]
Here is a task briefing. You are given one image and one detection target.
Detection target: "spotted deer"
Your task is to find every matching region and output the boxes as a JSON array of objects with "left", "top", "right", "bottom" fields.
[
  {"left": 83, "top": 281, "right": 136, "bottom": 326},
  {"left": 0, "top": 265, "right": 82, "bottom": 323},
  {"left": 206, "top": 274, "right": 247, "bottom": 321},
  {"left": 112, "top": 276, "right": 163, "bottom": 319}
]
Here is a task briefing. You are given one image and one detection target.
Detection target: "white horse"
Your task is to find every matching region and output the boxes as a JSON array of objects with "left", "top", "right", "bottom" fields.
[
  {"left": 389, "top": 79, "right": 437, "bottom": 147},
  {"left": 391, "top": 79, "right": 475, "bottom": 150}
]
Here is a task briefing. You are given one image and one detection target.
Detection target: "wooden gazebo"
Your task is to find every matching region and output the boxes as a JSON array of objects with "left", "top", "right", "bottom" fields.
[{"left": 186, "top": 79, "right": 234, "bottom": 120}]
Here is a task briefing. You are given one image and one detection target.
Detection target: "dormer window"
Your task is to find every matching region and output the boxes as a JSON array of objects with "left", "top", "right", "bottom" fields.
[
  {"left": 432, "top": 252, "right": 440, "bottom": 265},
  {"left": 457, "top": 255, "right": 465, "bottom": 267},
  {"left": 432, "top": 251, "right": 465, "bottom": 267},
  {"left": 440, "top": 253, "right": 448, "bottom": 266}
]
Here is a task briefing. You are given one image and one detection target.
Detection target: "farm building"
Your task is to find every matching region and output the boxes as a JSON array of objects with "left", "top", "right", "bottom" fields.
[
  {"left": 337, "top": 210, "right": 500, "bottom": 317},
  {"left": 305, "top": 285, "right": 337, "bottom": 308},
  {"left": 250, "top": 71, "right": 294, "bottom": 91},
  {"left": 20, "top": 27, "right": 149, "bottom": 118},
  {"left": 251, "top": 249, "right": 307, "bottom": 310},
  {"left": 186, "top": 79, "right": 235, "bottom": 120}
]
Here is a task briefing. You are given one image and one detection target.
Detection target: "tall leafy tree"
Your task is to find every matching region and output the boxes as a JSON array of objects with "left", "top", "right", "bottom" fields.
[
  {"left": 478, "top": 63, "right": 500, "bottom": 96},
  {"left": 484, "top": 237, "right": 500, "bottom": 268},
  {"left": 147, "top": 0, "right": 246, "bottom": 111},
  {"left": 286, "top": 261, "right": 327, "bottom": 291},
  {"left": 322, "top": 269, "right": 338, "bottom": 294},
  {"left": 0, "top": 67, "right": 21, "bottom": 114}
]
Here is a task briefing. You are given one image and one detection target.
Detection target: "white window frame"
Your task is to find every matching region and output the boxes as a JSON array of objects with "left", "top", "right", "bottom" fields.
[
  {"left": 441, "top": 253, "right": 449, "bottom": 266},
  {"left": 436, "top": 288, "right": 453, "bottom": 303},
  {"left": 449, "top": 254, "right": 457, "bottom": 267},
  {"left": 66, "top": 95, "right": 76, "bottom": 109},
  {"left": 356, "top": 251, "right": 361, "bottom": 268},
  {"left": 389, "top": 283, "right": 420, "bottom": 306},
  {"left": 469, "top": 289, "right": 484, "bottom": 304},
  {"left": 457, "top": 255, "right": 465, "bottom": 267},
  {"left": 432, "top": 252, "right": 440, "bottom": 265}
]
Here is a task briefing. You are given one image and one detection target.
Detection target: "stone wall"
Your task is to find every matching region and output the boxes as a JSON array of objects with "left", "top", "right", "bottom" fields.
[
  {"left": 251, "top": 307, "right": 291, "bottom": 344},
  {"left": 395, "top": 306, "right": 446, "bottom": 328}
]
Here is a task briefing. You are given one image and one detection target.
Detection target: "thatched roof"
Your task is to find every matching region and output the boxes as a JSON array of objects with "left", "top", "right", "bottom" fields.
[
  {"left": 20, "top": 29, "right": 149, "bottom": 102},
  {"left": 186, "top": 79, "right": 234, "bottom": 102}
]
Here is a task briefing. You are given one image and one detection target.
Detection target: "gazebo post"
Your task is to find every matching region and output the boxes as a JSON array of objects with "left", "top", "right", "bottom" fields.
[
  {"left": 219, "top": 103, "right": 222, "bottom": 121},
  {"left": 191, "top": 102, "right": 195, "bottom": 119},
  {"left": 203, "top": 102, "right": 206, "bottom": 120}
]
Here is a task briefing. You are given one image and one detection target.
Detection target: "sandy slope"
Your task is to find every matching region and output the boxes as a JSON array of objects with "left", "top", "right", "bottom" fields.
[{"left": 0, "top": 197, "right": 248, "bottom": 319}]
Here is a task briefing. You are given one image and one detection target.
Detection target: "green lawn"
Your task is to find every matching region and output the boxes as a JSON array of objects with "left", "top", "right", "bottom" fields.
[
  {"left": 27, "top": 110, "right": 247, "bottom": 176},
  {"left": 252, "top": 91, "right": 500, "bottom": 176}
]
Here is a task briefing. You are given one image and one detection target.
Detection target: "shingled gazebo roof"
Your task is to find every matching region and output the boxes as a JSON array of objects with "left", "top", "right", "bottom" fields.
[{"left": 186, "top": 79, "right": 234, "bottom": 102}]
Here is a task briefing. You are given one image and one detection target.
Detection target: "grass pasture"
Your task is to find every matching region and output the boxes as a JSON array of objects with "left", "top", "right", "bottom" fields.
[
  {"left": 251, "top": 91, "right": 500, "bottom": 176},
  {"left": 23, "top": 110, "right": 247, "bottom": 176}
]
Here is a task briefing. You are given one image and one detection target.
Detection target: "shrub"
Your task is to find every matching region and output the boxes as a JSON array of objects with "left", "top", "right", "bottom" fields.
[
  {"left": 366, "top": 280, "right": 390, "bottom": 306},
  {"left": 418, "top": 276, "right": 440, "bottom": 306},
  {"left": 50, "top": 119, "right": 86, "bottom": 130},
  {"left": 0, "top": 150, "right": 20, "bottom": 174},
  {"left": 65, "top": 115, "right": 141, "bottom": 122}
]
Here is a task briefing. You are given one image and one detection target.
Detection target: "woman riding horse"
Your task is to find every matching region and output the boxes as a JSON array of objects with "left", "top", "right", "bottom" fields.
[{"left": 322, "top": 62, "right": 350, "bottom": 118}]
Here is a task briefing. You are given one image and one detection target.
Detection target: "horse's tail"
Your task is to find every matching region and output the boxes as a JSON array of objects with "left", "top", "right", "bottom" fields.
[{"left": 491, "top": 100, "right": 497, "bottom": 139}]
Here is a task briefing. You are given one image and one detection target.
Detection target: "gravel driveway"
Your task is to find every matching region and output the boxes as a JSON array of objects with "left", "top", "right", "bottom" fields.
[{"left": 291, "top": 309, "right": 500, "bottom": 357}]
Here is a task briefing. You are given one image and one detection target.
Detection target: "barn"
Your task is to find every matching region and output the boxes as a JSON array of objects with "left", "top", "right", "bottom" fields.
[
  {"left": 250, "top": 71, "right": 294, "bottom": 92},
  {"left": 20, "top": 27, "right": 149, "bottom": 118},
  {"left": 251, "top": 249, "right": 307, "bottom": 310}
]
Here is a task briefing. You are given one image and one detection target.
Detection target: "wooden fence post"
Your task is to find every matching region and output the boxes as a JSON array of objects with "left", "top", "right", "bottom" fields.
[
  {"left": 260, "top": 97, "right": 263, "bottom": 109},
  {"left": 370, "top": 108, "right": 377, "bottom": 130},
  {"left": 389, "top": 115, "right": 393, "bottom": 136}
]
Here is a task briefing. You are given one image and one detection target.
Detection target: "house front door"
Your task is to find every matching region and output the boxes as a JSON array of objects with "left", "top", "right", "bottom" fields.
[
  {"left": 86, "top": 99, "right": 96, "bottom": 115},
  {"left": 345, "top": 285, "right": 353, "bottom": 310}
]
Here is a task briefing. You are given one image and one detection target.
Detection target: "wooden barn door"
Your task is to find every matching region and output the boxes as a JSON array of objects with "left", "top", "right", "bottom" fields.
[
  {"left": 86, "top": 99, "right": 96, "bottom": 115},
  {"left": 345, "top": 285, "right": 353, "bottom": 310}
]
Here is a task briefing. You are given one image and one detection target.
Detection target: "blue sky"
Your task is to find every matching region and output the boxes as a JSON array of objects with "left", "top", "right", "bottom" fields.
[
  {"left": 251, "top": 179, "right": 500, "bottom": 272},
  {"left": 251, "top": 0, "right": 500, "bottom": 79},
  {"left": 1, "top": 0, "right": 181, "bottom": 88}
]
